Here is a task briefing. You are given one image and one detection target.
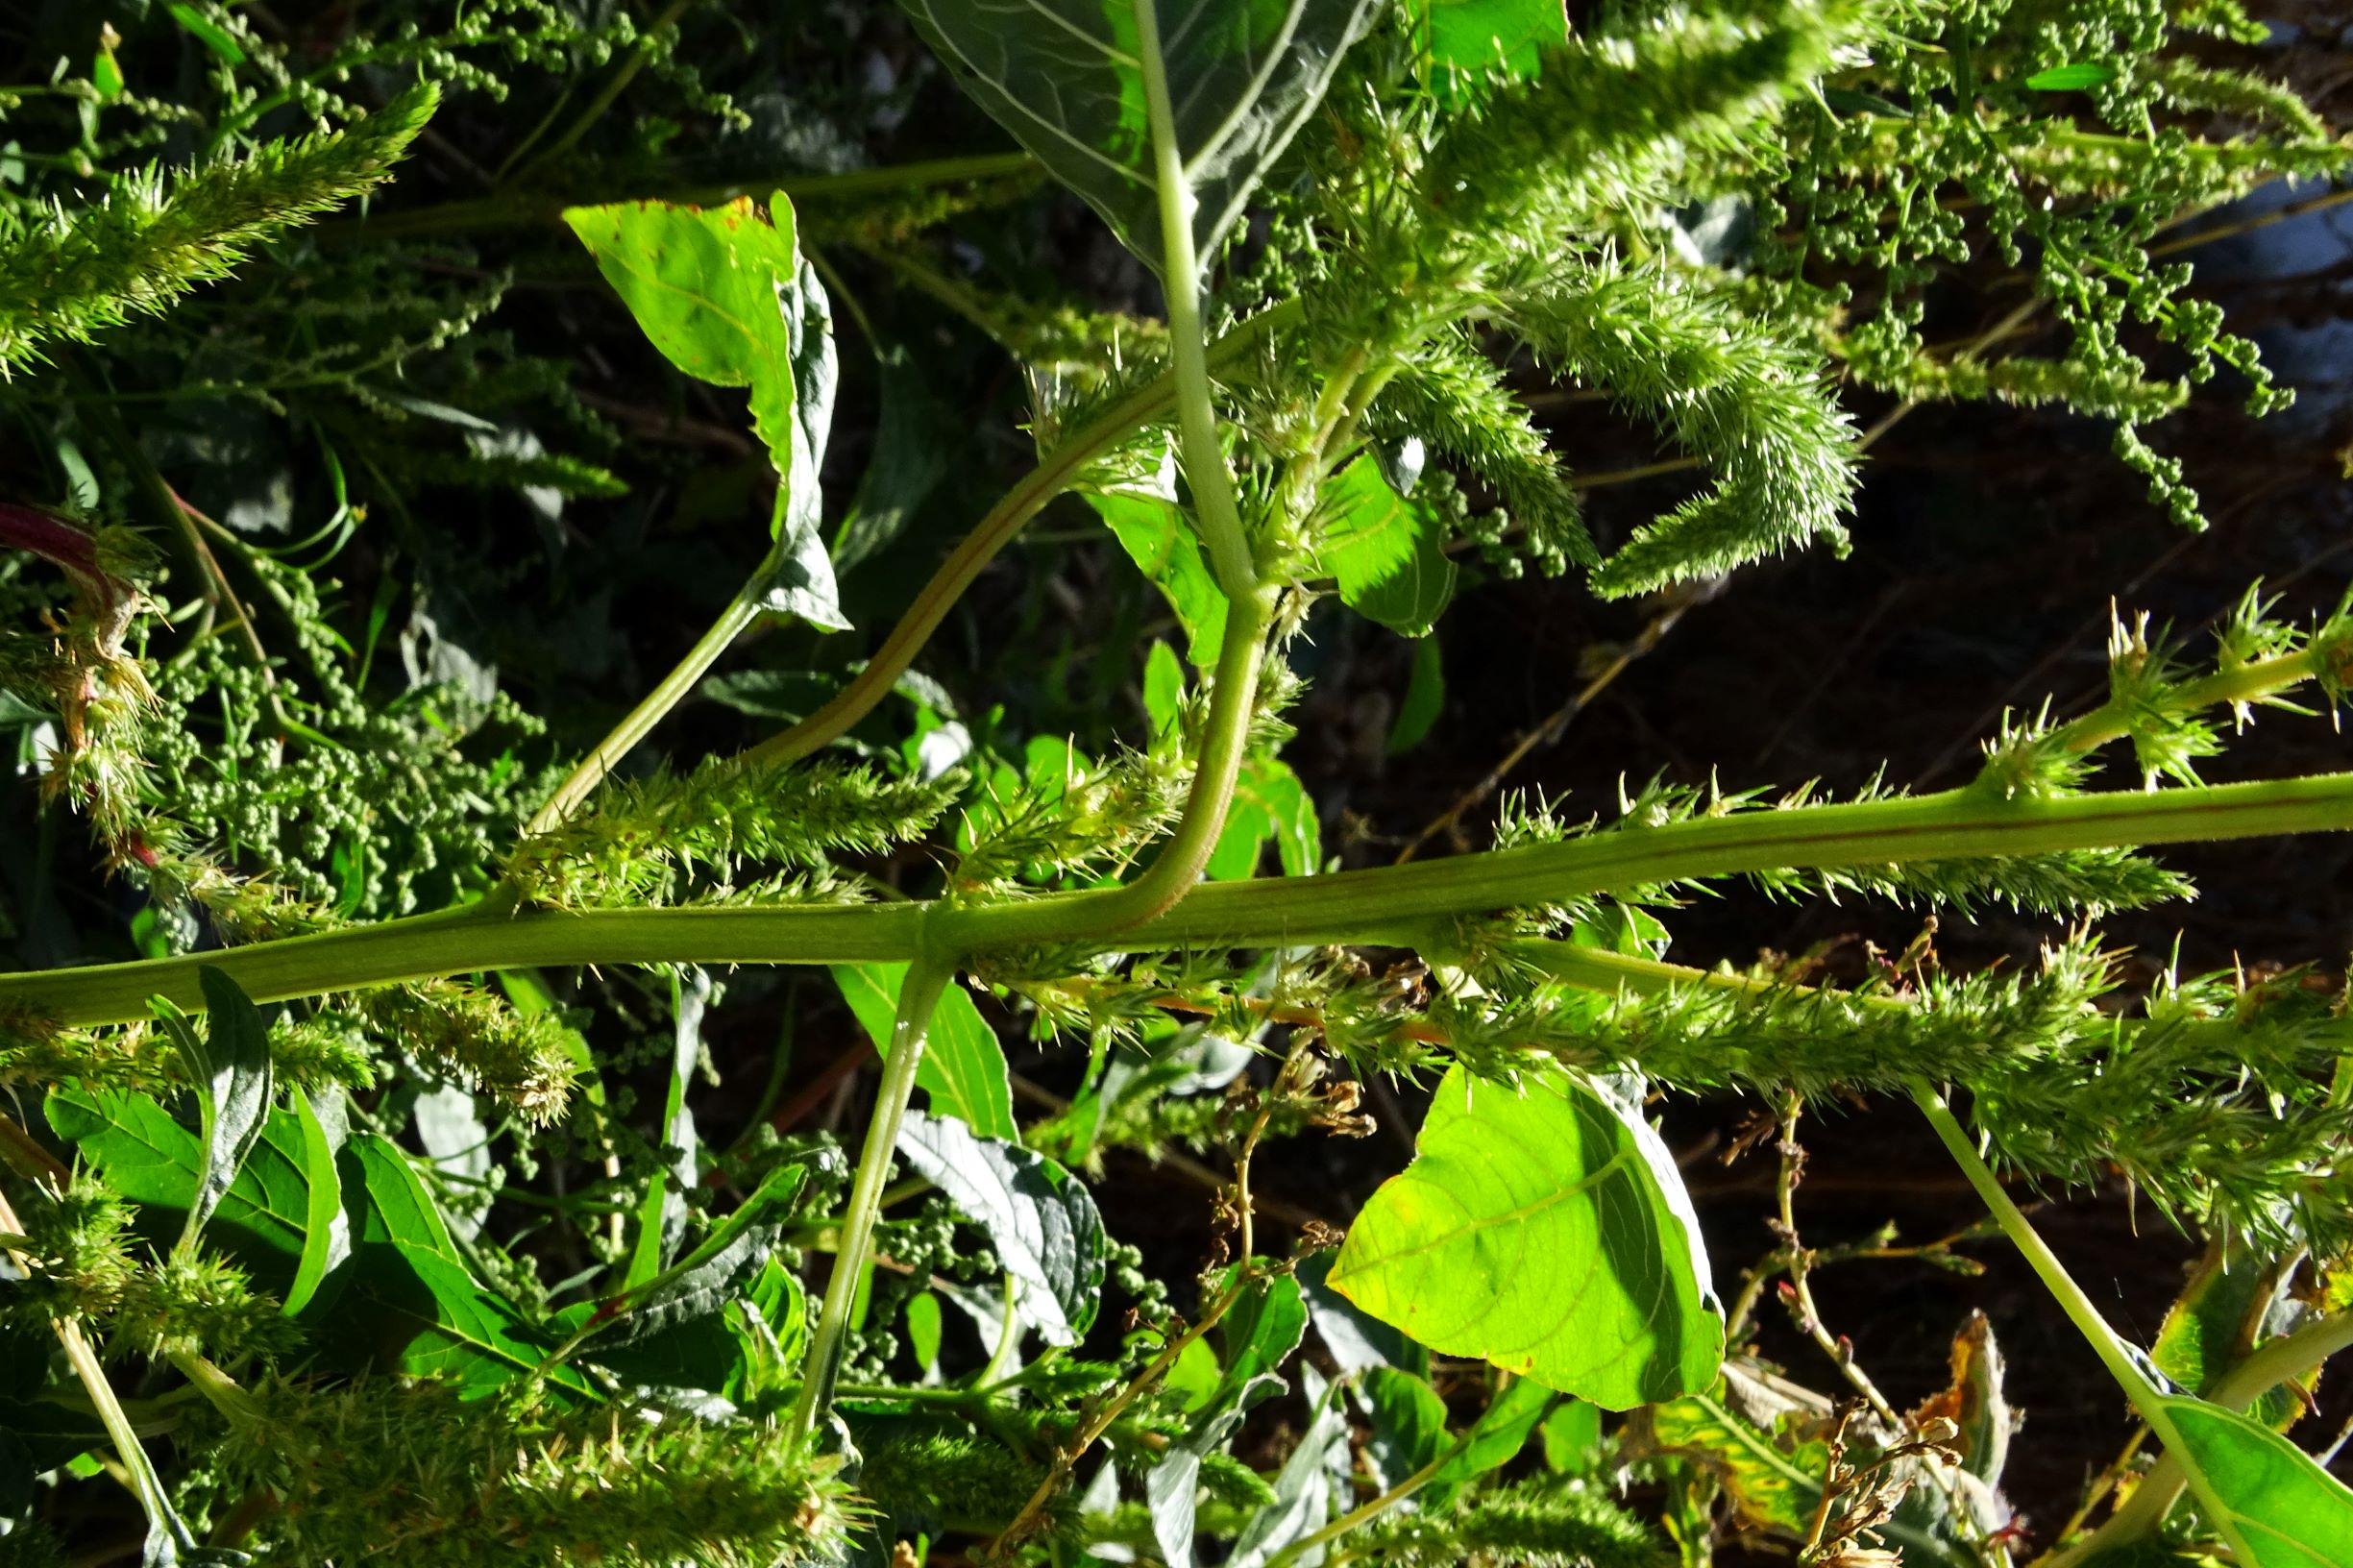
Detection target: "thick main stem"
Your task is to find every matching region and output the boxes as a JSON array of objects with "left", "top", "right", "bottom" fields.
[
  {"left": 12, "top": 772, "right": 2353, "bottom": 1023},
  {"left": 789, "top": 956, "right": 951, "bottom": 1444},
  {"left": 1913, "top": 1085, "right": 2261, "bottom": 1566}
]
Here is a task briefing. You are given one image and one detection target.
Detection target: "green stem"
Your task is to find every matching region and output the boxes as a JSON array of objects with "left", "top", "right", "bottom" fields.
[
  {"left": 11, "top": 772, "right": 2353, "bottom": 1024},
  {"left": 1132, "top": 0, "right": 1256, "bottom": 600},
  {"left": 1913, "top": 1085, "right": 2262, "bottom": 1566},
  {"left": 932, "top": 582, "right": 1277, "bottom": 947},
  {"left": 739, "top": 299, "right": 1298, "bottom": 772},
  {"left": 790, "top": 955, "right": 952, "bottom": 1445},
  {"left": 2043, "top": 643, "right": 2350, "bottom": 761},
  {"left": 1268, "top": 1428, "right": 1476, "bottom": 1568},
  {"left": 527, "top": 566, "right": 770, "bottom": 834},
  {"left": 2041, "top": 1309, "right": 2353, "bottom": 1566}
]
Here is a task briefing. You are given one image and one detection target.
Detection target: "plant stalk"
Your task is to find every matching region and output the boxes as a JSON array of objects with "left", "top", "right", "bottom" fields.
[
  {"left": 789, "top": 955, "right": 951, "bottom": 1444},
  {"left": 1913, "top": 1084, "right": 2262, "bottom": 1566},
  {"left": 1131, "top": 0, "right": 1256, "bottom": 600},
  {"left": 12, "top": 772, "right": 2353, "bottom": 1023}
]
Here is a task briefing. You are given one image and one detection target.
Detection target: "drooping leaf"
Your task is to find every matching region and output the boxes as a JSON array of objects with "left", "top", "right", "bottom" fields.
[
  {"left": 627, "top": 968, "right": 710, "bottom": 1289},
  {"left": 2158, "top": 1395, "right": 2353, "bottom": 1568},
  {"left": 148, "top": 968, "right": 276, "bottom": 1255},
  {"left": 1149, "top": 1271, "right": 1309, "bottom": 1568},
  {"left": 1646, "top": 1388, "right": 1828, "bottom": 1537},
  {"left": 321, "top": 1135, "right": 593, "bottom": 1396},
  {"left": 1315, "top": 456, "right": 1458, "bottom": 638},
  {"left": 1090, "top": 487, "right": 1228, "bottom": 668},
  {"left": 896, "top": 0, "right": 1377, "bottom": 265},
  {"left": 1329, "top": 1065, "right": 1723, "bottom": 1408},
  {"left": 281, "top": 1088, "right": 348, "bottom": 1317},
  {"left": 1359, "top": 1366, "right": 1451, "bottom": 1489},
  {"left": 1386, "top": 633, "right": 1445, "bottom": 755},
  {"left": 564, "top": 194, "right": 847, "bottom": 631},
  {"left": 1430, "top": 1376, "right": 1555, "bottom": 1493},
  {"left": 1228, "top": 1367, "right": 1349, "bottom": 1568},
  {"left": 834, "top": 341, "right": 952, "bottom": 575},
  {"left": 894, "top": 1111, "right": 1106, "bottom": 1346},
  {"left": 832, "top": 965, "right": 1017, "bottom": 1139}
]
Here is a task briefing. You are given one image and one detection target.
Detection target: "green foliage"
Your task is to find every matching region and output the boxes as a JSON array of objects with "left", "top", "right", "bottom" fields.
[{"left": 5, "top": 0, "right": 2353, "bottom": 1562}]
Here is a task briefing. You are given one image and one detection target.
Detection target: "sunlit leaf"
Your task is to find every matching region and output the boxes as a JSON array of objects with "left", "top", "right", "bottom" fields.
[
  {"left": 1316, "top": 456, "right": 1458, "bottom": 638},
  {"left": 2159, "top": 1395, "right": 2353, "bottom": 1567},
  {"left": 1329, "top": 1066, "right": 1722, "bottom": 1408},
  {"left": 147, "top": 967, "right": 275, "bottom": 1255}
]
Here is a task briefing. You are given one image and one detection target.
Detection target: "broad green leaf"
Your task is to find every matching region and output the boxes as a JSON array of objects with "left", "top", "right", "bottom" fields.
[
  {"left": 579, "top": 1163, "right": 807, "bottom": 1354},
  {"left": 907, "top": 1289, "right": 944, "bottom": 1374},
  {"left": 148, "top": 968, "right": 275, "bottom": 1255},
  {"left": 1142, "top": 637, "right": 1187, "bottom": 741},
  {"left": 1541, "top": 1399, "right": 1604, "bottom": 1474},
  {"left": 1386, "top": 633, "right": 1445, "bottom": 754},
  {"left": 897, "top": 0, "right": 1376, "bottom": 266},
  {"left": 1207, "top": 753, "right": 1320, "bottom": 880},
  {"left": 832, "top": 964, "right": 1017, "bottom": 1139},
  {"left": 1149, "top": 1272, "right": 1309, "bottom": 1568},
  {"left": 1315, "top": 457, "right": 1458, "bottom": 638},
  {"left": 1359, "top": 1367, "right": 1450, "bottom": 1489},
  {"left": 282, "top": 1089, "right": 348, "bottom": 1317},
  {"left": 1329, "top": 1065, "right": 1723, "bottom": 1408},
  {"left": 565, "top": 195, "right": 847, "bottom": 631},
  {"left": 1432, "top": 1376, "right": 1554, "bottom": 1490},
  {"left": 833, "top": 341, "right": 951, "bottom": 576},
  {"left": 47, "top": 1087, "right": 308, "bottom": 1281},
  {"left": 327, "top": 1135, "right": 593, "bottom": 1396},
  {"left": 2159, "top": 1395, "right": 2353, "bottom": 1568},
  {"left": 1416, "top": 0, "right": 1563, "bottom": 88},
  {"left": 1091, "top": 488, "right": 1228, "bottom": 668},
  {"left": 895, "top": 1110, "right": 1107, "bottom": 1346}
]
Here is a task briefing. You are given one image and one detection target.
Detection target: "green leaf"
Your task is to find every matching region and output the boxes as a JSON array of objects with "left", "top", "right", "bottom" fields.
[
  {"left": 565, "top": 195, "right": 847, "bottom": 631},
  {"left": 2154, "top": 1244, "right": 2307, "bottom": 1429},
  {"left": 1143, "top": 637, "right": 1187, "bottom": 741},
  {"left": 166, "top": 3, "right": 247, "bottom": 64},
  {"left": 1360, "top": 1366, "right": 1451, "bottom": 1489},
  {"left": 2159, "top": 1395, "right": 2353, "bottom": 1567},
  {"left": 1328, "top": 1066, "right": 1723, "bottom": 1408},
  {"left": 1091, "top": 487, "right": 1229, "bottom": 668},
  {"left": 1416, "top": 0, "right": 1563, "bottom": 89},
  {"left": 1434, "top": 1376, "right": 1555, "bottom": 1489},
  {"left": 326, "top": 1135, "right": 593, "bottom": 1396},
  {"left": 897, "top": 0, "right": 1376, "bottom": 266},
  {"left": 1149, "top": 1272, "right": 1309, "bottom": 1568},
  {"left": 894, "top": 1110, "right": 1107, "bottom": 1346},
  {"left": 147, "top": 968, "right": 275, "bottom": 1255},
  {"left": 907, "top": 1289, "right": 944, "bottom": 1373},
  {"left": 627, "top": 968, "right": 709, "bottom": 1290},
  {"left": 1315, "top": 456, "right": 1458, "bottom": 638},
  {"left": 834, "top": 341, "right": 952, "bottom": 576},
  {"left": 584, "top": 1163, "right": 807, "bottom": 1354},
  {"left": 281, "top": 1089, "right": 348, "bottom": 1317},
  {"left": 2024, "top": 62, "right": 2120, "bottom": 90},
  {"left": 831, "top": 965, "right": 1017, "bottom": 1139},
  {"left": 1541, "top": 1399, "right": 1604, "bottom": 1474},
  {"left": 1229, "top": 1368, "right": 1348, "bottom": 1568},
  {"left": 46, "top": 1087, "right": 308, "bottom": 1282},
  {"left": 1207, "top": 753, "right": 1320, "bottom": 880},
  {"left": 1386, "top": 634, "right": 1445, "bottom": 755},
  {"left": 1298, "top": 1250, "right": 1424, "bottom": 1377}
]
